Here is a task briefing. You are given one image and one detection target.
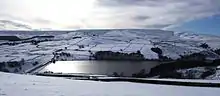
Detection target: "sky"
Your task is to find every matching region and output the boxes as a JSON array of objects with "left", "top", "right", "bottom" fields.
[
  {"left": 0, "top": 0, "right": 220, "bottom": 35},
  {"left": 169, "top": 14, "right": 220, "bottom": 35}
]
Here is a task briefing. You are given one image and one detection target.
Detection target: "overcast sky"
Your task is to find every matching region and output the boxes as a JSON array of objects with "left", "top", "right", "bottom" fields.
[{"left": 0, "top": 0, "right": 220, "bottom": 34}]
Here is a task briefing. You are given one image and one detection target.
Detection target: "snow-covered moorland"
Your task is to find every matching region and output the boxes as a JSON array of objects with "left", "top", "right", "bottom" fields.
[{"left": 0, "top": 29, "right": 220, "bottom": 75}]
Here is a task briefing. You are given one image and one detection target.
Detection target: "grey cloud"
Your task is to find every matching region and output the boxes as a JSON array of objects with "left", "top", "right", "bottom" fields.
[
  {"left": 98, "top": 0, "right": 146, "bottom": 6},
  {"left": 98, "top": 0, "right": 185, "bottom": 7},
  {"left": 98, "top": 0, "right": 220, "bottom": 7},
  {"left": 0, "top": 20, "right": 32, "bottom": 29},
  {"left": 96, "top": 0, "right": 220, "bottom": 29},
  {"left": 145, "top": 24, "right": 172, "bottom": 29},
  {"left": 133, "top": 16, "right": 150, "bottom": 21}
]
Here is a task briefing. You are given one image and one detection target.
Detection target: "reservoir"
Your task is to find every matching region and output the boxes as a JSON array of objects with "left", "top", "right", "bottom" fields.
[{"left": 39, "top": 61, "right": 160, "bottom": 77}]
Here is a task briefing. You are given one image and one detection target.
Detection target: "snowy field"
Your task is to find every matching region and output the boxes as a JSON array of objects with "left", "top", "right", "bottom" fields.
[{"left": 1, "top": 72, "right": 220, "bottom": 96}]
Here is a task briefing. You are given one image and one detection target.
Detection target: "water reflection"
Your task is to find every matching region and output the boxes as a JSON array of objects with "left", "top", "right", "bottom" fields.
[{"left": 40, "top": 61, "right": 160, "bottom": 77}]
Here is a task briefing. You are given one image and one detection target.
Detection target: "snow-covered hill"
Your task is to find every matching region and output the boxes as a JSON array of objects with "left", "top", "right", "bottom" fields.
[
  {"left": 0, "top": 29, "right": 220, "bottom": 73},
  {"left": 0, "top": 72, "right": 220, "bottom": 96},
  {"left": 53, "top": 29, "right": 220, "bottom": 60}
]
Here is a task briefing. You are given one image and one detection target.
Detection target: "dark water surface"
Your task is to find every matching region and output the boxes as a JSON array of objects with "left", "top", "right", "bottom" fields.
[{"left": 40, "top": 61, "right": 160, "bottom": 76}]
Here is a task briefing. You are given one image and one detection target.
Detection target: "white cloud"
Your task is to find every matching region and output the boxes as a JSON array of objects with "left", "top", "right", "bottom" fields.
[{"left": 0, "top": 0, "right": 219, "bottom": 29}]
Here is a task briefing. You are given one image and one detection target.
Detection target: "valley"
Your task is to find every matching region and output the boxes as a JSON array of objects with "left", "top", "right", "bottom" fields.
[{"left": 0, "top": 29, "right": 220, "bottom": 79}]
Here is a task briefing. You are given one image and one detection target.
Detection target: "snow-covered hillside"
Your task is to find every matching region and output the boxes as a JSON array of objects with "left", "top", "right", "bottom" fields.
[
  {"left": 0, "top": 29, "right": 220, "bottom": 73},
  {"left": 1, "top": 72, "right": 220, "bottom": 96}
]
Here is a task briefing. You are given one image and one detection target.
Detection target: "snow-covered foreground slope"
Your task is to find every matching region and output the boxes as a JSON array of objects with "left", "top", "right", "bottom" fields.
[{"left": 0, "top": 72, "right": 220, "bottom": 96}]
